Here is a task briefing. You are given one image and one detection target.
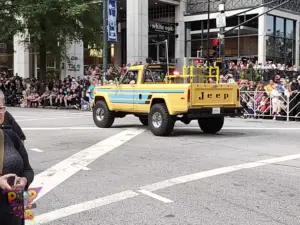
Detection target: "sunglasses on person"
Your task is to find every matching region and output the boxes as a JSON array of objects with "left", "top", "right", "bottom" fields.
[{"left": 0, "top": 106, "right": 7, "bottom": 113}]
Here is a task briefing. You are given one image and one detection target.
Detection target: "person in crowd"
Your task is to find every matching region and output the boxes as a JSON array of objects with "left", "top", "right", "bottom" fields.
[
  {"left": 55, "top": 88, "right": 65, "bottom": 108},
  {"left": 71, "top": 78, "right": 78, "bottom": 90},
  {"left": 48, "top": 87, "right": 57, "bottom": 108},
  {"left": 28, "top": 91, "right": 40, "bottom": 108},
  {"left": 0, "top": 91, "right": 26, "bottom": 142},
  {"left": 264, "top": 79, "right": 276, "bottom": 94},
  {"left": 257, "top": 95, "right": 270, "bottom": 115},
  {"left": 87, "top": 79, "right": 96, "bottom": 111},
  {"left": 289, "top": 77, "right": 300, "bottom": 119},
  {"left": 0, "top": 102, "right": 34, "bottom": 225},
  {"left": 270, "top": 85, "right": 282, "bottom": 119},
  {"left": 39, "top": 86, "right": 51, "bottom": 107}
]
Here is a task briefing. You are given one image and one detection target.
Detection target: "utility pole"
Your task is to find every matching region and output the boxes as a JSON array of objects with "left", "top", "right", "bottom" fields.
[
  {"left": 102, "top": 0, "right": 108, "bottom": 73},
  {"left": 207, "top": 0, "right": 210, "bottom": 67},
  {"left": 218, "top": 1, "right": 225, "bottom": 60}
]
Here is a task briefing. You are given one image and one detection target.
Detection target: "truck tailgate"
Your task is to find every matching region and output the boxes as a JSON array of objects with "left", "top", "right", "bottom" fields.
[{"left": 190, "top": 83, "right": 238, "bottom": 107}]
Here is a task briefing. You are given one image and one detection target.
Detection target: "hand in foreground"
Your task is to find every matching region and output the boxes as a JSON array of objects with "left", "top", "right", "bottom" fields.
[
  {"left": 14, "top": 177, "right": 27, "bottom": 190},
  {"left": 0, "top": 174, "right": 16, "bottom": 190}
]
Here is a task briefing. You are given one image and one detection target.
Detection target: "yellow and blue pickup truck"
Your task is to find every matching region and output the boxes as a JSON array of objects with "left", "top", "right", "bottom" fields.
[{"left": 92, "top": 64, "right": 241, "bottom": 136}]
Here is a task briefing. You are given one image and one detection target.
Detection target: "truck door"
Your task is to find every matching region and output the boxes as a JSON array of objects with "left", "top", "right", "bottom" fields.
[
  {"left": 134, "top": 69, "right": 155, "bottom": 113},
  {"left": 111, "top": 71, "right": 137, "bottom": 111}
]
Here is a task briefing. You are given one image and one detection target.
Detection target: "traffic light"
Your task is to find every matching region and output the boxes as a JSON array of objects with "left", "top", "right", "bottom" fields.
[{"left": 212, "top": 39, "right": 219, "bottom": 57}]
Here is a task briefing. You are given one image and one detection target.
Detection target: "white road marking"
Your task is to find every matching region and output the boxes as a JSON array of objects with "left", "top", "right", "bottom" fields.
[
  {"left": 28, "top": 190, "right": 139, "bottom": 224},
  {"left": 140, "top": 153, "right": 300, "bottom": 192},
  {"left": 31, "top": 153, "right": 300, "bottom": 224},
  {"left": 23, "top": 127, "right": 99, "bottom": 131},
  {"left": 178, "top": 127, "right": 300, "bottom": 130},
  {"left": 285, "top": 145, "right": 298, "bottom": 148},
  {"left": 21, "top": 126, "right": 300, "bottom": 131},
  {"left": 18, "top": 116, "right": 87, "bottom": 122},
  {"left": 14, "top": 116, "right": 33, "bottom": 118},
  {"left": 138, "top": 190, "right": 173, "bottom": 203},
  {"left": 30, "top": 148, "right": 44, "bottom": 153},
  {"left": 31, "top": 128, "right": 145, "bottom": 202},
  {"left": 71, "top": 165, "right": 91, "bottom": 171}
]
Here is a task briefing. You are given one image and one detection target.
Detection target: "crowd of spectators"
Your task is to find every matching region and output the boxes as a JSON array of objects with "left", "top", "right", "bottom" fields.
[
  {"left": 1, "top": 59, "right": 300, "bottom": 120},
  {"left": 0, "top": 69, "right": 101, "bottom": 110},
  {"left": 213, "top": 60, "right": 300, "bottom": 120}
]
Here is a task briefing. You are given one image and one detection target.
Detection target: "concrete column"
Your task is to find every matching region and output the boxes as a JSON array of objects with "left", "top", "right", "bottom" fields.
[
  {"left": 13, "top": 33, "right": 30, "bottom": 78},
  {"left": 126, "top": 0, "right": 148, "bottom": 64},
  {"left": 258, "top": 8, "right": 267, "bottom": 65},
  {"left": 34, "top": 52, "right": 38, "bottom": 78},
  {"left": 186, "top": 28, "right": 191, "bottom": 58},
  {"left": 61, "top": 40, "right": 84, "bottom": 79},
  {"left": 175, "top": 0, "right": 186, "bottom": 71},
  {"left": 295, "top": 20, "right": 299, "bottom": 67},
  {"left": 114, "top": 32, "right": 122, "bottom": 66}
]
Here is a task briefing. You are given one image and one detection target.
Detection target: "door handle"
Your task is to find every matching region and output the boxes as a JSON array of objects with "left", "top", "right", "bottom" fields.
[{"left": 139, "top": 94, "right": 142, "bottom": 100}]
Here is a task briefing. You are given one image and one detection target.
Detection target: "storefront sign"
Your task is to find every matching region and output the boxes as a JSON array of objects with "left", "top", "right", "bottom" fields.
[
  {"left": 68, "top": 56, "right": 81, "bottom": 72},
  {"left": 149, "top": 22, "right": 175, "bottom": 34},
  {"left": 107, "top": 0, "right": 117, "bottom": 42}
]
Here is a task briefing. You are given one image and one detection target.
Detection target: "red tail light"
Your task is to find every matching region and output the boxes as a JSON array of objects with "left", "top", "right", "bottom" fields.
[
  {"left": 173, "top": 70, "right": 179, "bottom": 76},
  {"left": 187, "top": 89, "right": 191, "bottom": 102}
]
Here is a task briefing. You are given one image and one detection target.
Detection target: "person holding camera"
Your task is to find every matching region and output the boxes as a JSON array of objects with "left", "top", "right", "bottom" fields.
[{"left": 0, "top": 102, "right": 34, "bottom": 225}]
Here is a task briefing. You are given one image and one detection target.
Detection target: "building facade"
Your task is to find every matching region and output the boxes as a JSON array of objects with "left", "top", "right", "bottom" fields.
[
  {"left": 1, "top": 0, "right": 300, "bottom": 78},
  {"left": 184, "top": 0, "right": 300, "bottom": 67}
]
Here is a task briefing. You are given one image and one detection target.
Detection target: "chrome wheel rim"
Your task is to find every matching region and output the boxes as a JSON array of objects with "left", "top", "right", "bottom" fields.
[
  {"left": 152, "top": 112, "right": 162, "bottom": 128},
  {"left": 96, "top": 108, "right": 105, "bottom": 121}
]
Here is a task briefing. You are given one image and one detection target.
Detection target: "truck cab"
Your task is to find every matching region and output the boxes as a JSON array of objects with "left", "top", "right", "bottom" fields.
[{"left": 93, "top": 63, "right": 241, "bottom": 136}]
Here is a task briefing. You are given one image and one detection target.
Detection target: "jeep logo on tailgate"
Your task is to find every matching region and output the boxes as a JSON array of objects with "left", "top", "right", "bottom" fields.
[{"left": 199, "top": 92, "right": 229, "bottom": 100}]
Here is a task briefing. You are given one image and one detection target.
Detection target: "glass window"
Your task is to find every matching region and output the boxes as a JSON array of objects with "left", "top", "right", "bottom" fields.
[
  {"left": 46, "top": 54, "right": 55, "bottom": 68},
  {"left": 266, "top": 15, "right": 274, "bottom": 36},
  {"left": 121, "top": 70, "right": 138, "bottom": 84},
  {"left": 286, "top": 20, "right": 294, "bottom": 39},
  {"left": 275, "top": 38, "right": 284, "bottom": 58},
  {"left": 266, "top": 36, "right": 275, "bottom": 57},
  {"left": 285, "top": 39, "right": 294, "bottom": 59},
  {"left": 275, "top": 17, "right": 284, "bottom": 38}
]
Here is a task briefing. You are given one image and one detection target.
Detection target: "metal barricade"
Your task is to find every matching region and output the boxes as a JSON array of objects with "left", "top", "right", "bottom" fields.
[{"left": 240, "top": 90, "right": 300, "bottom": 121}]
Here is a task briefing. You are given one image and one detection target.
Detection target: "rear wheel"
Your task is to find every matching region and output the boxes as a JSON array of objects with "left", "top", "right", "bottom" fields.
[
  {"left": 198, "top": 117, "right": 224, "bottom": 134},
  {"left": 93, "top": 101, "right": 115, "bottom": 128},
  {"left": 149, "top": 103, "right": 175, "bottom": 136},
  {"left": 139, "top": 116, "right": 148, "bottom": 126}
]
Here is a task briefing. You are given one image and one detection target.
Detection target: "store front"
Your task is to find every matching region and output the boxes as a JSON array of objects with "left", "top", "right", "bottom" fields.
[
  {"left": 185, "top": 14, "right": 259, "bottom": 61},
  {"left": 148, "top": 21, "right": 176, "bottom": 63}
]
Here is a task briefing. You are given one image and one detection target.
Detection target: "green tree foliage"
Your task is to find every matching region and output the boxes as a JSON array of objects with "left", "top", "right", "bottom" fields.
[{"left": 0, "top": 0, "right": 102, "bottom": 82}]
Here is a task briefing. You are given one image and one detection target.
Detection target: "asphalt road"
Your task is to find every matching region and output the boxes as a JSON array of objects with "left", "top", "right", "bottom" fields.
[{"left": 7, "top": 107, "right": 300, "bottom": 225}]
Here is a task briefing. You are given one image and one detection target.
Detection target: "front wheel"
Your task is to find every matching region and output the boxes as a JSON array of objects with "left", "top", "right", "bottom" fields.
[
  {"left": 149, "top": 103, "right": 175, "bottom": 136},
  {"left": 198, "top": 116, "right": 224, "bottom": 134},
  {"left": 93, "top": 101, "right": 115, "bottom": 128}
]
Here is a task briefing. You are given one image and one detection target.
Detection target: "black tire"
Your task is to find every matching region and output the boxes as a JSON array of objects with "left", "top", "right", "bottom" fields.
[
  {"left": 198, "top": 117, "right": 224, "bottom": 134},
  {"left": 139, "top": 116, "right": 148, "bottom": 126},
  {"left": 149, "top": 103, "right": 175, "bottom": 136},
  {"left": 93, "top": 100, "right": 115, "bottom": 128}
]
